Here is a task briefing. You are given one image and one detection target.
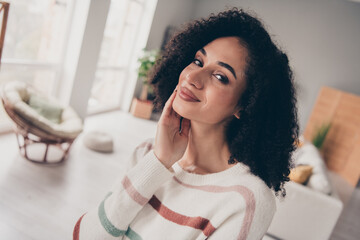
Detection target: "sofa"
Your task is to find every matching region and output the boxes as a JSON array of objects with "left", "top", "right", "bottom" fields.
[
  {"left": 265, "top": 86, "right": 360, "bottom": 240},
  {"left": 266, "top": 173, "right": 344, "bottom": 240}
]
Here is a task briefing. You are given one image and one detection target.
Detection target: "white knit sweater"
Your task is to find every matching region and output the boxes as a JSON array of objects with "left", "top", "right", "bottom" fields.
[{"left": 74, "top": 139, "right": 276, "bottom": 240}]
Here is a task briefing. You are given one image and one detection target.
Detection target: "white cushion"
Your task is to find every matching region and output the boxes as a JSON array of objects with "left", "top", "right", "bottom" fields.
[
  {"left": 292, "top": 141, "right": 332, "bottom": 194},
  {"left": 28, "top": 94, "right": 63, "bottom": 124},
  {"left": 83, "top": 131, "right": 113, "bottom": 153}
]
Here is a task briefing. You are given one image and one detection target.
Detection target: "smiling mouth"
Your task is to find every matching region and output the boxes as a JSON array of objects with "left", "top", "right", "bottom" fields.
[{"left": 178, "top": 87, "right": 200, "bottom": 102}]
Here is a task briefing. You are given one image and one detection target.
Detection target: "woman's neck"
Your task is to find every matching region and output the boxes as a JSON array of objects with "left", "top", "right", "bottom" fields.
[{"left": 178, "top": 120, "right": 234, "bottom": 174}]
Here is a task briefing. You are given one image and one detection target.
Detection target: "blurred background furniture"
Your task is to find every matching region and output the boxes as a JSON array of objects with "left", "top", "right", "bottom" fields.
[
  {"left": 1, "top": 81, "right": 83, "bottom": 164},
  {"left": 0, "top": 1, "right": 9, "bottom": 65},
  {"left": 267, "top": 86, "right": 360, "bottom": 240},
  {"left": 83, "top": 130, "right": 114, "bottom": 153},
  {"left": 303, "top": 86, "right": 360, "bottom": 187}
]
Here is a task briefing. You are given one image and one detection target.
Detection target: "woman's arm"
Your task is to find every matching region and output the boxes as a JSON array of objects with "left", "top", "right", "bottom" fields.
[
  {"left": 74, "top": 87, "right": 191, "bottom": 240},
  {"left": 74, "top": 141, "right": 174, "bottom": 240}
]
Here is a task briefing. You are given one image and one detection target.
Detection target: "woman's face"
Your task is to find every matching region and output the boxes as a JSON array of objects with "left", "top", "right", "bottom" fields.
[{"left": 173, "top": 36, "right": 248, "bottom": 124}]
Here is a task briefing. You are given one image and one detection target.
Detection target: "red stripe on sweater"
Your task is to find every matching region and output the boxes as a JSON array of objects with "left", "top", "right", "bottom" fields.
[
  {"left": 173, "top": 177, "right": 256, "bottom": 240},
  {"left": 122, "top": 175, "right": 149, "bottom": 205},
  {"left": 149, "top": 195, "right": 216, "bottom": 237},
  {"left": 73, "top": 213, "right": 86, "bottom": 240}
]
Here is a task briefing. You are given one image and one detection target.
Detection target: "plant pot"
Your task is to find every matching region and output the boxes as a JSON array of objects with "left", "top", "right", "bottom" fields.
[{"left": 130, "top": 98, "right": 153, "bottom": 119}]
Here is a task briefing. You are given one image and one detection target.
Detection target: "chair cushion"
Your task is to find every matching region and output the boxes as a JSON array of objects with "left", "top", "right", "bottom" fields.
[{"left": 28, "top": 94, "right": 63, "bottom": 124}]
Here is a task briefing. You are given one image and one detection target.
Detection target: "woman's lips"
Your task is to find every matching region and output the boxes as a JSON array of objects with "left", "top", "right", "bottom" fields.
[{"left": 179, "top": 87, "right": 200, "bottom": 102}]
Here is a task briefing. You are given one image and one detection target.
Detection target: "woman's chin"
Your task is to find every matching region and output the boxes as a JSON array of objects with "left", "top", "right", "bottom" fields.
[{"left": 172, "top": 98, "right": 192, "bottom": 119}]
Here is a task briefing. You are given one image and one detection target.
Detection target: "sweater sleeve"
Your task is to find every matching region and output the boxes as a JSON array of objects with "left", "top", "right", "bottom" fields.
[{"left": 74, "top": 139, "right": 174, "bottom": 240}]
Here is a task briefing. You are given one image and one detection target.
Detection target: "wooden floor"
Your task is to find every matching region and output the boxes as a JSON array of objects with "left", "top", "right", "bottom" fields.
[
  {"left": 0, "top": 111, "right": 358, "bottom": 240},
  {"left": 0, "top": 111, "right": 157, "bottom": 240}
]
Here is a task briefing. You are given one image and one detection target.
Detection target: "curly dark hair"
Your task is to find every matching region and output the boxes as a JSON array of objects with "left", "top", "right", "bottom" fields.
[{"left": 149, "top": 8, "right": 299, "bottom": 197}]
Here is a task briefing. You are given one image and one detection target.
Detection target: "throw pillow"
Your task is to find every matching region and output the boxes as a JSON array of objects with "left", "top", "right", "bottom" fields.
[
  {"left": 289, "top": 165, "right": 313, "bottom": 184},
  {"left": 28, "top": 94, "right": 63, "bottom": 124},
  {"left": 292, "top": 140, "right": 332, "bottom": 194}
]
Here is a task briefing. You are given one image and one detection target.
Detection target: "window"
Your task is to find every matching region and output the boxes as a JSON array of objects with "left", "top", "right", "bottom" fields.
[
  {"left": 0, "top": 0, "right": 158, "bottom": 131},
  {"left": 88, "top": 0, "right": 145, "bottom": 113},
  {"left": 0, "top": 0, "right": 73, "bottom": 130}
]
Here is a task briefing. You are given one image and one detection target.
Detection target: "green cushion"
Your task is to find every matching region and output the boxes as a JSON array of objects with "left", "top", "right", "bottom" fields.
[{"left": 28, "top": 94, "right": 63, "bottom": 124}]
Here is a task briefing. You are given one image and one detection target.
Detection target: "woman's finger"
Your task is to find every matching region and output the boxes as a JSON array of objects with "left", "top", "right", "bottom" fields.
[
  {"left": 179, "top": 118, "right": 191, "bottom": 137},
  {"left": 162, "top": 89, "right": 177, "bottom": 118}
]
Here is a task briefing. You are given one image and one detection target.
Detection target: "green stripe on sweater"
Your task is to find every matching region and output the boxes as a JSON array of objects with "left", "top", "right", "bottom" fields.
[
  {"left": 98, "top": 192, "right": 143, "bottom": 240},
  {"left": 98, "top": 192, "right": 126, "bottom": 237},
  {"left": 126, "top": 227, "right": 142, "bottom": 240}
]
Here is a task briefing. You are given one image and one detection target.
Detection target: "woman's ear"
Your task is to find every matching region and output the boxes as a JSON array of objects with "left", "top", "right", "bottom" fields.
[{"left": 234, "top": 107, "right": 242, "bottom": 119}]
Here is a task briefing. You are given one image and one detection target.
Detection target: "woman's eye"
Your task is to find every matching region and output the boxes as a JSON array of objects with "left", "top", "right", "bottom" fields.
[
  {"left": 214, "top": 74, "right": 229, "bottom": 84},
  {"left": 193, "top": 59, "right": 203, "bottom": 67}
]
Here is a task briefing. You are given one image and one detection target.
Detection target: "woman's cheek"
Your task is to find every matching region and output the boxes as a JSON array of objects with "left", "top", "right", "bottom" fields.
[
  {"left": 172, "top": 95, "right": 181, "bottom": 113},
  {"left": 209, "top": 89, "right": 233, "bottom": 106},
  {"left": 178, "top": 67, "right": 190, "bottom": 83},
  {"left": 172, "top": 94, "right": 190, "bottom": 117}
]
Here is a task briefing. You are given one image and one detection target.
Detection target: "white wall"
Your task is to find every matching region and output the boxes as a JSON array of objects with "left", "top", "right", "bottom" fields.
[
  {"left": 145, "top": 0, "right": 196, "bottom": 50},
  {"left": 190, "top": 0, "right": 360, "bottom": 131}
]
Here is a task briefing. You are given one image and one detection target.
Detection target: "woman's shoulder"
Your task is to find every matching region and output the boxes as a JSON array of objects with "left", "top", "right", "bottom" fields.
[
  {"left": 229, "top": 165, "right": 276, "bottom": 207},
  {"left": 229, "top": 169, "right": 277, "bottom": 228},
  {"left": 212, "top": 165, "right": 276, "bottom": 238}
]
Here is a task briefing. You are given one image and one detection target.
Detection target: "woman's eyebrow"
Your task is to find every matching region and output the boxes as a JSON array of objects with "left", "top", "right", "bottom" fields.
[
  {"left": 217, "top": 61, "right": 237, "bottom": 80},
  {"left": 199, "top": 48, "right": 237, "bottom": 80}
]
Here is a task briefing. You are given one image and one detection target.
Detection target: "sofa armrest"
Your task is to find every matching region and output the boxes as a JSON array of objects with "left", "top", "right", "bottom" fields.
[{"left": 267, "top": 181, "right": 343, "bottom": 240}]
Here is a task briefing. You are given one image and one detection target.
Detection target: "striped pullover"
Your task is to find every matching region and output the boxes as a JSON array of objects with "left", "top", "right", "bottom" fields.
[{"left": 74, "top": 139, "right": 276, "bottom": 240}]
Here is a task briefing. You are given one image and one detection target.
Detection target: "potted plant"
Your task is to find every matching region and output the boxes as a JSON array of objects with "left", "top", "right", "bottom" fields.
[
  {"left": 130, "top": 49, "right": 160, "bottom": 119},
  {"left": 312, "top": 122, "right": 331, "bottom": 150}
]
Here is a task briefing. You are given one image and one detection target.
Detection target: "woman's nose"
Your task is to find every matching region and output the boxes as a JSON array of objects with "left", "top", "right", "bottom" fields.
[{"left": 185, "top": 69, "right": 204, "bottom": 89}]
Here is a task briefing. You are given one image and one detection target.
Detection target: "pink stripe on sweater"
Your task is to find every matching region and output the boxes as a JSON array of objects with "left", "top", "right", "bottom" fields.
[
  {"left": 149, "top": 195, "right": 216, "bottom": 237},
  {"left": 122, "top": 176, "right": 149, "bottom": 206},
  {"left": 173, "top": 177, "right": 256, "bottom": 240}
]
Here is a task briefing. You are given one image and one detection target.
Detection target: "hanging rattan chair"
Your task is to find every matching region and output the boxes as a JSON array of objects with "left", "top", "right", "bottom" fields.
[{"left": 1, "top": 81, "right": 83, "bottom": 164}]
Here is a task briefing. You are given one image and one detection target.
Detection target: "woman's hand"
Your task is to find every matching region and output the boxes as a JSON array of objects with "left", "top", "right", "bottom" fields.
[{"left": 154, "top": 88, "right": 191, "bottom": 169}]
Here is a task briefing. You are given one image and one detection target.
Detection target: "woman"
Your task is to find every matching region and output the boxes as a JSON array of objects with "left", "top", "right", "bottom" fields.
[{"left": 74, "top": 8, "right": 298, "bottom": 240}]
